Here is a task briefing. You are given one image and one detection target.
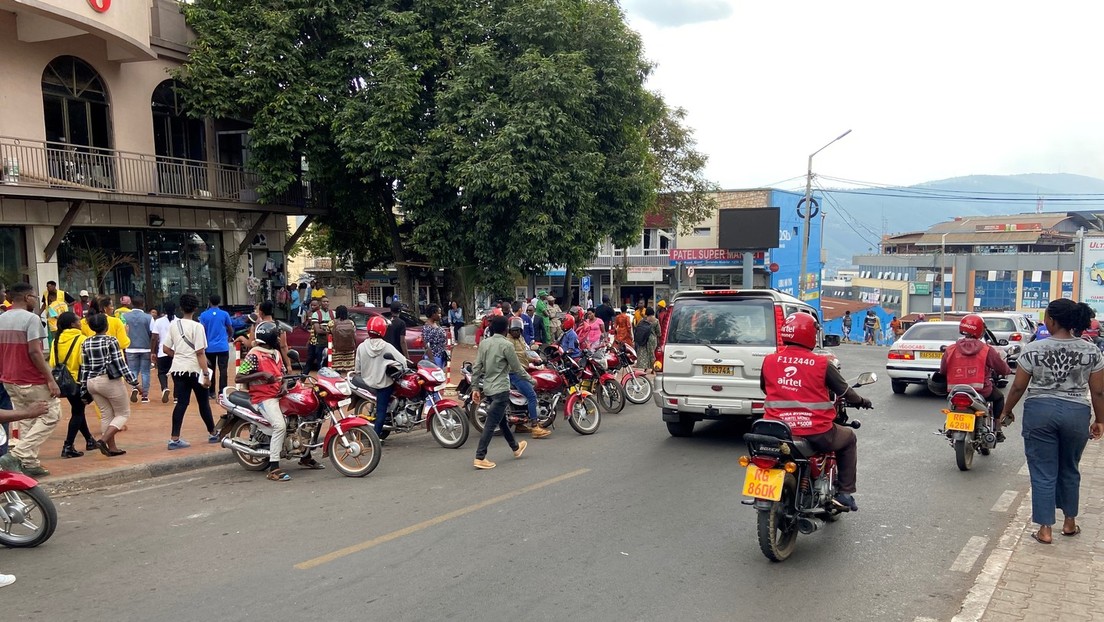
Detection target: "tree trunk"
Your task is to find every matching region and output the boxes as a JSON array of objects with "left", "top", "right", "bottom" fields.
[
  {"left": 560, "top": 266, "right": 573, "bottom": 307},
  {"left": 376, "top": 180, "right": 417, "bottom": 313}
]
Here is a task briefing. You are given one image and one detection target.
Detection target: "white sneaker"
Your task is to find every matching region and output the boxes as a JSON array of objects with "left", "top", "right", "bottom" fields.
[{"left": 0, "top": 574, "right": 15, "bottom": 588}]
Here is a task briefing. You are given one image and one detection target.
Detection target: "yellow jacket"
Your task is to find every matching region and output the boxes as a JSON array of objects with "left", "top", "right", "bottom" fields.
[
  {"left": 51, "top": 328, "right": 85, "bottom": 379},
  {"left": 81, "top": 315, "right": 131, "bottom": 350}
]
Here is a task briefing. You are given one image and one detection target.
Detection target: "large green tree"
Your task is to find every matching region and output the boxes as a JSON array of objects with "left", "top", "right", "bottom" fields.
[{"left": 181, "top": 0, "right": 706, "bottom": 305}]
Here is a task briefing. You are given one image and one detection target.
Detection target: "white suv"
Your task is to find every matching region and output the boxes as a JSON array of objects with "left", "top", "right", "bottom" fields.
[{"left": 653, "top": 289, "right": 833, "bottom": 437}]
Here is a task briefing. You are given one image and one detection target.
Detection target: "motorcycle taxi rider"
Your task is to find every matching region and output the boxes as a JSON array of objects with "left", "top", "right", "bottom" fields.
[
  {"left": 759, "top": 313, "right": 872, "bottom": 512},
  {"left": 506, "top": 317, "right": 551, "bottom": 438},
  {"left": 933, "top": 314, "right": 1012, "bottom": 441},
  {"left": 353, "top": 315, "right": 406, "bottom": 439}
]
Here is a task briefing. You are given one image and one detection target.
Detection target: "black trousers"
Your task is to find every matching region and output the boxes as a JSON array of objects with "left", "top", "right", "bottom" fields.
[
  {"left": 805, "top": 424, "right": 858, "bottom": 493},
  {"left": 205, "top": 351, "right": 230, "bottom": 396},
  {"left": 171, "top": 373, "right": 215, "bottom": 438},
  {"left": 64, "top": 394, "right": 93, "bottom": 446}
]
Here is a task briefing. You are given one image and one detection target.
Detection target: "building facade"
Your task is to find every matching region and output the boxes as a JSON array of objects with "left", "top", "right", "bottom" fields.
[{"left": 0, "top": 0, "right": 323, "bottom": 308}]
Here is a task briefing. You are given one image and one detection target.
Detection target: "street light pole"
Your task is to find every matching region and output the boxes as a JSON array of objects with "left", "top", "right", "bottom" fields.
[
  {"left": 940, "top": 232, "right": 949, "bottom": 320},
  {"left": 799, "top": 129, "right": 851, "bottom": 301}
]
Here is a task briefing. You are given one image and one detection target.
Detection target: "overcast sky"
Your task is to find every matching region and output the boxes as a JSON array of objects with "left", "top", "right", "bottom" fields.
[{"left": 622, "top": 0, "right": 1104, "bottom": 191}]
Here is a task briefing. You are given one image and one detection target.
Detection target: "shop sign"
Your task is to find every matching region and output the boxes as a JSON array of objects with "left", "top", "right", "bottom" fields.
[
  {"left": 974, "top": 223, "right": 1042, "bottom": 232},
  {"left": 908, "top": 282, "right": 931, "bottom": 295},
  {"left": 626, "top": 267, "right": 663, "bottom": 282},
  {"left": 89, "top": 0, "right": 111, "bottom": 13},
  {"left": 669, "top": 248, "right": 765, "bottom": 266}
]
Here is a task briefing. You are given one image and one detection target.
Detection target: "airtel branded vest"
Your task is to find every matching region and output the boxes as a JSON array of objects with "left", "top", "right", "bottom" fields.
[
  {"left": 246, "top": 346, "right": 285, "bottom": 404},
  {"left": 763, "top": 345, "right": 836, "bottom": 436},
  {"left": 943, "top": 340, "right": 990, "bottom": 391}
]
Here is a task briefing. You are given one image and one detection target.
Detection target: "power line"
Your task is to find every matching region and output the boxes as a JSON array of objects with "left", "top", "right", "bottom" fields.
[{"left": 813, "top": 183, "right": 881, "bottom": 248}]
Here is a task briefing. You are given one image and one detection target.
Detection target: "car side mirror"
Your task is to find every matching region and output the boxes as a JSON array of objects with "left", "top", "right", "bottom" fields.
[
  {"left": 822, "top": 334, "right": 841, "bottom": 348},
  {"left": 998, "top": 339, "right": 1009, "bottom": 346}
]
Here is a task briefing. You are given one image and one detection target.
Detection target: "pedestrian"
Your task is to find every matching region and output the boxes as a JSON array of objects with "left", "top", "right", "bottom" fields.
[
  {"left": 309, "top": 296, "right": 335, "bottom": 371},
  {"left": 524, "top": 304, "right": 536, "bottom": 344},
  {"left": 0, "top": 282, "right": 62, "bottom": 477},
  {"left": 889, "top": 315, "right": 903, "bottom": 345},
  {"left": 198, "top": 294, "right": 233, "bottom": 398},
  {"left": 1000, "top": 298, "right": 1104, "bottom": 544},
  {"left": 422, "top": 304, "right": 448, "bottom": 368},
  {"left": 842, "top": 310, "right": 853, "bottom": 343},
  {"left": 297, "top": 283, "right": 309, "bottom": 324},
  {"left": 80, "top": 312, "right": 139, "bottom": 457},
  {"left": 328, "top": 305, "right": 358, "bottom": 374},
  {"left": 579, "top": 310, "right": 604, "bottom": 350},
  {"left": 310, "top": 280, "right": 326, "bottom": 301},
  {"left": 533, "top": 300, "right": 550, "bottom": 344},
  {"left": 470, "top": 315, "right": 531, "bottom": 469},
  {"left": 289, "top": 283, "right": 301, "bottom": 324},
  {"left": 635, "top": 307, "right": 660, "bottom": 373},
  {"left": 657, "top": 300, "right": 670, "bottom": 349},
  {"left": 613, "top": 305, "right": 633, "bottom": 348},
  {"left": 547, "top": 295, "right": 564, "bottom": 341},
  {"left": 447, "top": 301, "right": 464, "bottom": 343},
  {"left": 514, "top": 302, "right": 534, "bottom": 345},
  {"left": 162, "top": 293, "right": 217, "bottom": 450},
  {"left": 114, "top": 295, "right": 132, "bottom": 321},
  {"left": 863, "top": 310, "right": 878, "bottom": 345},
  {"left": 247, "top": 301, "right": 292, "bottom": 371},
  {"left": 384, "top": 299, "right": 408, "bottom": 359},
  {"left": 0, "top": 401, "right": 50, "bottom": 589},
  {"left": 72, "top": 289, "right": 90, "bottom": 319},
  {"left": 52, "top": 312, "right": 95, "bottom": 458},
  {"left": 595, "top": 295, "right": 616, "bottom": 330},
  {"left": 39, "top": 280, "right": 72, "bottom": 350},
  {"left": 151, "top": 301, "right": 176, "bottom": 403},
  {"left": 81, "top": 297, "right": 130, "bottom": 349},
  {"left": 149, "top": 308, "right": 159, "bottom": 322},
  {"left": 122, "top": 296, "right": 153, "bottom": 403},
  {"left": 633, "top": 300, "right": 647, "bottom": 325}
]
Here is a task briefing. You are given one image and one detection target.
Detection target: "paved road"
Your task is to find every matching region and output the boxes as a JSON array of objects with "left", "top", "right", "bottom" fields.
[{"left": 4, "top": 345, "right": 1028, "bottom": 621}]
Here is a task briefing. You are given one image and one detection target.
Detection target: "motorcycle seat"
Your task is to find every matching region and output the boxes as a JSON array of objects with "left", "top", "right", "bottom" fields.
[
  {"left": 228, "top": 391, "right": 254, "bottom": 409},
  {"left": 350, "top": 375, "right": 373, "bottom": 391},
  {"left": 790, "top": 438, "right": 817, "bottom": 459}
]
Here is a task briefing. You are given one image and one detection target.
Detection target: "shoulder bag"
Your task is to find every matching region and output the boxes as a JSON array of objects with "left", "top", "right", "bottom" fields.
[{"left": 52, "top": 337, "right": 80, "bottom": 398}]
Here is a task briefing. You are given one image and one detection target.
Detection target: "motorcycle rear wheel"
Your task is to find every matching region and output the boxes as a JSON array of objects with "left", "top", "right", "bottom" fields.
[
  {"left": 327, "top": 426, "right": 382, "bottom": 477},
  {"left": 568, "top": 395, "right": 601, "bottom": 435},
  {"left": 431, "top": 407, "right": 470, "bottom": 449},
  {"left": 955, "top": 438, "right": 975, "bottom": 471},
  {"left": 757, "top": 475, "right": 798, "bottom": 562},
  {"left": 229, "top": 419, "right": 269, "bottom": 471},
  {"left": 0, "top": 486, "right": 57, "bottom": 548},
  {"left": 597, "top": 379, "right": 626, "bottom": 414},
  {"left": 622, "top": 373, "right": 653, "bottom": 404}
]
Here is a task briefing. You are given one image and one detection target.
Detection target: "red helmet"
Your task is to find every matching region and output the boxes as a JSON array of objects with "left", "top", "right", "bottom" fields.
[
  {"left": 562, "top": 314, "right": 575, "bottom": 331},
  {"left": 959, "top": 314, "right": 985, "bottom": 339},
  {"left": 780, "top": 313, "right": 817, "bottom": 349},
  {"left": 367, "top": 315, "right": 387, "bottom": 338}
]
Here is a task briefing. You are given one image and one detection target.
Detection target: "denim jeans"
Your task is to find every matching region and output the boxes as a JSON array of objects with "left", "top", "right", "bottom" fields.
[
  {"left": 1022, "top": 397, "right": 1091, "bottom": 526},
  {"left": 307, "top": 344, "right": 327, "bottom": 374},
  {"left": 374, "top": 384, "right": 394, "bottom": 435},
  {"left": 510, "top": 373, "right": 538, "bottom": 422},
  {"left": 476, "top": 391, "right": 519, "bottom": 460},
  {"left": 126, "top": 351, "right": 152, "bottom": 397}
]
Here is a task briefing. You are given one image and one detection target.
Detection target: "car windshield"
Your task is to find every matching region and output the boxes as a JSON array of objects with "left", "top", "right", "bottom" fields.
[
  {"left": 667, "top": 299, "right": 776, "bottom": 346},
  {"left": 982, "top": 317, "right": 1016, "bottom": 332},
  {"left": 902, "top": 324, "right": 962, "bottom": 341}
]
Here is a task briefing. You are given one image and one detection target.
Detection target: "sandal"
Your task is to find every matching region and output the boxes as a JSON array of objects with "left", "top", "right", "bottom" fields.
[
  {"left": 107, "top": 449, "right": 127, "bottom": 456},
  {"left": 1062, "top": 525, "right": 1081, "bottom": 537},
  {"left": 266, "top": 469, "right": 291, "bottom": 482},
  {"left": 298, "top": 458, "right": 325, "bottom": 470},
  {"left": 1031, "top": 531, "right": 1052, "bottom": 545}
]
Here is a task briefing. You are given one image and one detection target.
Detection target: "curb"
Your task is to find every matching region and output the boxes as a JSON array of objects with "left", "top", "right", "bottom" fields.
[{"left": 40, "top": 451, "right": 235, "bottom": 497}]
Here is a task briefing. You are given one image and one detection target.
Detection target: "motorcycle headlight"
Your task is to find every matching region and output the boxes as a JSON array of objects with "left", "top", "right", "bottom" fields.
[{"left": 431, "top": 370, "right": 447, "bottom": 383}]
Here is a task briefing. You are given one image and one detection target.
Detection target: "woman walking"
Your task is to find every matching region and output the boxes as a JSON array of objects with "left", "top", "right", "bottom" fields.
[
  {"left": 422, "top": 305, "right": 449, "bottom": 367},
  {"left": 52, "top": 312, "right": 94, "bottom": 457},
  {"left": 635, "top": 307, "right": 660, "bottom": 374},
  {"left": 79, "top": 313, "right": 140, "bottom": 456},
  {"left": 1000, "top": 299, "right": 1104, "bottom": 544},
  {"left": 162, "top": 294, "right": 217, "bottom": 450},
  {"left": 327, "top": 305, "right": 357, "bottom": 374}
]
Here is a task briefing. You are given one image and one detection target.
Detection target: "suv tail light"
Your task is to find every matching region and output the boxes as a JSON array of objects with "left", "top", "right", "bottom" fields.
[{"left": 774, "top": 305, "right": 785, "bottom": 345}]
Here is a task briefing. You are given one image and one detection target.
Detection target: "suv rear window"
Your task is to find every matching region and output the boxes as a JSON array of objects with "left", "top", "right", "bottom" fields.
[{"left": 667, "top": 299, "right": 776, "bottom": 347}]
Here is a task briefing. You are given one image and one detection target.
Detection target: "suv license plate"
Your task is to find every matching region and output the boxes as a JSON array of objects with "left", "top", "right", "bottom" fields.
[
  {"left": 703, "top": 365, "right": 733, "bottom": 375},
  {"left": 742, "top": 466, "right": 784, "bottom": 501}
]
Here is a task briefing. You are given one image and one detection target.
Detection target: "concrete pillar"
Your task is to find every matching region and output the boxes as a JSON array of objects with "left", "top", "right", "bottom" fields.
[{"left": 29, "top": 226, "right": 58, "bottom": 291}]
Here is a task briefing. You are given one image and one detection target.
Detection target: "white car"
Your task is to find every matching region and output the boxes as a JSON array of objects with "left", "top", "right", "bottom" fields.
[{"left": 886, "top": 321, "right": 1020, "bottom": 395}]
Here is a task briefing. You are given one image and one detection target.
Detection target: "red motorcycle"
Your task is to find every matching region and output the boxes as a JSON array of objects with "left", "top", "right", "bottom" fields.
[
  {"left": 580, "top": 346, "right": 626, "bottom": 414},
  {"left": 348, "top": 358, "right": 470, "bottom": 449},
  {"left": 0, "top": 469, "right": 56, "bottom": 547},
  {"left": 467, "top": 345, "right": 601, "bottom": 435},
  {"left": 605, "top": 342, "right": 653, "bottom": 405},
  {"left": 216, "top": 367, "right": 382, "bottom": 477}
]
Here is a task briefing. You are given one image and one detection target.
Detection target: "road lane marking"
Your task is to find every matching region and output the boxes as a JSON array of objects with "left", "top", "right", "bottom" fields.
[
  {"left": 1017, "top": 462, "right": 1029, "bottom": 476},
  {"left": 990, "top": 490, "right": 1018, "bottom": 513},
  {"left": 952, "top": 491, "right": 1032, "bottom": 621},
  {"left": 914, "top": 617, "right": 939, "bottom": 622},
  {"left": 105, "top": 477, "right": 203, "bottom": 498},
  {"left": 950, "top": 536, "right": 989, "bottom": 572},
  {"left": 295, "top": 468, "right": 590, "bottom": 570}
]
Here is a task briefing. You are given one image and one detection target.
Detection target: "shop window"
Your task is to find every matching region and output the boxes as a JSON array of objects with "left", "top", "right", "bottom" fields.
[
  {"left": 692, "top": 227, "right": 711, "bottom": 237},
  {"left": 152, "top": 80, "right": 208, "bottom": 196},
  {"left": 972, "top": 270, "right": 1016, "bottom": 311},
  {"left": 42, "top": 56, "right": 114, "bottom": 187},
  {"left": 0, "top": 228, "right": 27, "bottom": 287},
  {"left": 1020, "top": 270, "right": 1051, "bottom": 310}
]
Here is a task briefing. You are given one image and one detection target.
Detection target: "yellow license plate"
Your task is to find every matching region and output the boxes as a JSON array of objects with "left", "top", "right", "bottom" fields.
[
  {"left": 703, "top": 365, "right": 734, "bottom": 375},
  {"left": 742, "top": 466, "right": 785, "bottom": 501},
  {"left": 944, "top": 411, "right": 976, "bottom": 432},
  {"left": 919, "top": 351, "right": 943, "bottom": 359}
]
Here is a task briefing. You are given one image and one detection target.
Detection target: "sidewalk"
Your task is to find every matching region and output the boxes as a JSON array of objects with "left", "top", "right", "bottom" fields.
[
  {"left": 962, "top": 440, "right": 1104, "bottom": 621},
  {"left": 10, "top": 344, "right": 478, "bottom": 495}
]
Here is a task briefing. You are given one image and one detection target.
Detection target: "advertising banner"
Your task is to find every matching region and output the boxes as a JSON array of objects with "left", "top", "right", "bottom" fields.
[{"left": 1082, "top": 237, "right": 1104, "bottom": 315}]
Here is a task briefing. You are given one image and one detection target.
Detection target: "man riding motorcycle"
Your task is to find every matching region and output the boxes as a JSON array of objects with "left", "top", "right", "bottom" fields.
[
  {"left": 507, "top": 317, "right": 550, "bottom": 438},
  {"left": 760, "top": 313, "right": 872, "bottom": 512},
  {"left": 937, "top": 314, "right": 1012, "bottom": 441},
  {"left": 354, "top": 316, "right": 406, "bottom": 438}
]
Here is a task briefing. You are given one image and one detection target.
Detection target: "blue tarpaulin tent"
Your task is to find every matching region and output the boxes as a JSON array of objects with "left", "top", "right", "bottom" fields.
[{"left": 822, "top": 305, "right": 897, "bottom": 344}]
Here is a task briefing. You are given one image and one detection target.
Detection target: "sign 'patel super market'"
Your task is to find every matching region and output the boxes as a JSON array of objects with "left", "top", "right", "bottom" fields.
[{"left": 669, "top": 248, "right": 765, "bottom": 266}]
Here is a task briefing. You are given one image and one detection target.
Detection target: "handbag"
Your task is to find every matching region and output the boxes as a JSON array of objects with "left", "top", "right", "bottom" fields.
[{"left": 51, "top": 338, "right": 80, "bottom": 399}]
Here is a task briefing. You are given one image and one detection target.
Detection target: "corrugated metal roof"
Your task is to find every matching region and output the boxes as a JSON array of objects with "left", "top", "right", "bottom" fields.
[
  {"left": 928, "top": 213, "right": 1070, "bottom": 233},
  {"left": 913, "top": 231, "right": 1059, "bottom": 245}
]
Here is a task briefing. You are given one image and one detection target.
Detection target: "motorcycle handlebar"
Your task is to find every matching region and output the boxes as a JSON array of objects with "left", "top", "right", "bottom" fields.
[{"left": 846, "top": 419, "right": 862, "bottom": 429}]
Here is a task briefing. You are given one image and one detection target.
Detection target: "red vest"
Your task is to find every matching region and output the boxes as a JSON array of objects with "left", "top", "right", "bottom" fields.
[
  {"left": 247, "top": 346, "right": 285, "bottom": 404},
  {"left": 762, "top": 346, "right": 836, "bottom": 436},
  {"left": 943, "top": 341, "right": 989, "bottom": 391}
]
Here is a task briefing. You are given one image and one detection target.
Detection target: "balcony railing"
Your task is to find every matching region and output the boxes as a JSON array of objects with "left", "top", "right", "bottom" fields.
[{"left": 0, "top": 136, "right": 313, "bottom": 208}]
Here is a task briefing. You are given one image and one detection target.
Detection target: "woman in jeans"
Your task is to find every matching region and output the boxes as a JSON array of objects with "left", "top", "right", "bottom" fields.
[
  {"left": 423, "top": 305, "right": 448, "bottom": 367},
  {"left": 79, "top": 313, "right": 139, "bottom": 456},
  {"left": 52, "top": 312, "right": 94, "bottom": 457},
  {"left": 162, "top": 293, "right": 217, "bottom": 450},
  {"left": 1001, "top": 298, "right": 1104, "bottom": 544},
  {"left": 447, "top": 301, "right": 464, "bottom": 343}
]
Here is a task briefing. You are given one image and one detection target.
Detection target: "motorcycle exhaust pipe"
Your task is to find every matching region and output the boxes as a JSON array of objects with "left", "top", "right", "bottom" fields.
[
  {"left": 983, "top": 433, "right": 997, "bottom": 445},
  {"left": 220, "top": 437, "right": 269, "bottom": 458},
  {"left": 796, "top": 516, "right": 824, "bottom": 534}
]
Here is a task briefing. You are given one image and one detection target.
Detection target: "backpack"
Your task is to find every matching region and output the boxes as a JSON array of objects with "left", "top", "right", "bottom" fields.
[
  {"left": 634, "top": 321, "right": 652, "bottom": 348},
  {"left": 332, "top": 319, "right": 356, "bottom": 351}
]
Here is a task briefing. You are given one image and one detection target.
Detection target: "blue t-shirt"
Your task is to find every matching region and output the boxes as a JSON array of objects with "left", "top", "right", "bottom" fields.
[
  {"left": 199, "top": 307, "right": 233, "bottom": 353},
  {"left": 521, "top": 313, "right": 534, "bottom": 345},
  {"left": 560, "top": 329, "right": 579, "bottom": 357}
]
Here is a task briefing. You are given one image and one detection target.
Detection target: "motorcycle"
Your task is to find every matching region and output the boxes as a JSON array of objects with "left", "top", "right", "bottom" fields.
[
  {"left": 0, "top": 469, "right": 57, "bottom": 548},
  {"left": 348, "top": 357, "right": 470, "bottom": 449},
  {"left": 604, "top": 341, "right": 652, "bottom": 405},
  {"left": 580, "top": 346, "right": 626, "bottom": 414},
  {"left": 216, "top": 367, "right": 382, "bottom": 477},
  {"left": 940, "top": 383, "right": 999, "bottom": 471},
  {"left": 467, "top": 345, "right": 601, "bottom": 435},
  {"left": 740, "top": 372, "right": 877, "bottom": 562}
]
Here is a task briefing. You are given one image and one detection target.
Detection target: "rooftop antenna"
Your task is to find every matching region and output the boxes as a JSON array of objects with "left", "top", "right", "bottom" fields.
[{"left": 1036, "top": 196, "right": 1043, "bottom": 214}]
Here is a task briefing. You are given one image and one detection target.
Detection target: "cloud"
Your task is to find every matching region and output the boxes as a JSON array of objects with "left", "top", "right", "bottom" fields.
[{"left": 625, "top": 0, "right": 733, "bottom": 28}]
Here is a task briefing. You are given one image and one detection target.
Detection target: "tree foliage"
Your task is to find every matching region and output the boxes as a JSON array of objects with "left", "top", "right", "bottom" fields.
[{"left": 649, "top": 104, "right": 719, "bottom": 234}]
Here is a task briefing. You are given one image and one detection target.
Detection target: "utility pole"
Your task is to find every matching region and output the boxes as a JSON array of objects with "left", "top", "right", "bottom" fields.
[{"left": 799, "top": 130, "right": 851, "bottom": 301}]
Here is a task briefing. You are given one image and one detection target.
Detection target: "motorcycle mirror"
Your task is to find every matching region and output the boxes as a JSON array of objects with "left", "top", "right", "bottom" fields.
[
  {"left": 998, "top": 338, "right": 1009, "bottom": 346},
  {"left": 853, "top": 371, "right": 877, "bottom": 386}
]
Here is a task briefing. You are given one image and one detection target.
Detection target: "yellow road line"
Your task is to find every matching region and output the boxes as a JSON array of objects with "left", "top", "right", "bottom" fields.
[{"left": 295, "top": 467, "right": 591, "bottom": 570}]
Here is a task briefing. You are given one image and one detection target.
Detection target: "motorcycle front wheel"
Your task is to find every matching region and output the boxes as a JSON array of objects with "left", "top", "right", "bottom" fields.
[
  {"left": 431, "top": 407, "right": 470, "bottom": 449},
  {"left": 568, "top": 395, "right": 601, "bottom": 435},
  {"left": 597, "top": 379, "right": 626, "bottom": 414},
  {"left": 0, "top": 486, "right": 57, "bottom": 548},
  {"left": 622, "top": 373, "right": 653, "bottom": 404},
  {"left": 955, "top": 438, "right": 975, "bottom": 471},
  {"left": 757, "top": 475, "right": 798, "bottom": 562},
  {"left": 328, "top": 426, "right": 382, "bottom": 477},
  {"left": 229, "top": 419, "right": 269, "bottom": 471}
]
